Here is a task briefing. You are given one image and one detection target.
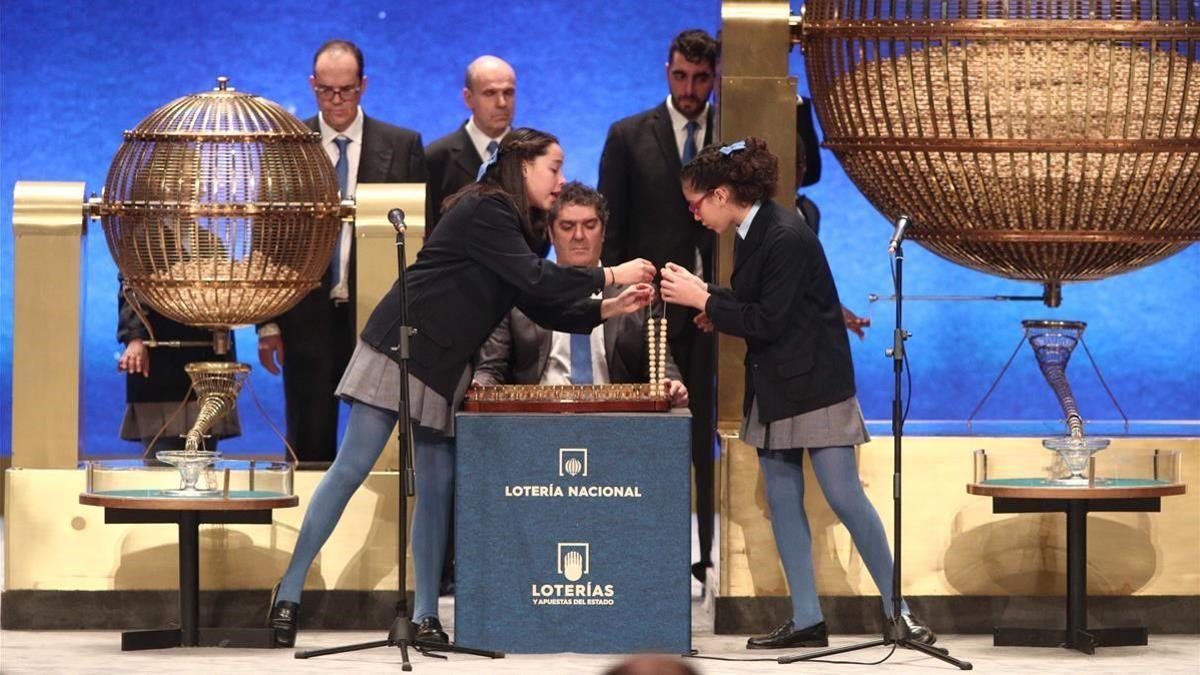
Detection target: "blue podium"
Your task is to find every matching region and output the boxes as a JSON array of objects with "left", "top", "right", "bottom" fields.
[{"left": 454, "top": 411, "right": 692, "bottom": 654}]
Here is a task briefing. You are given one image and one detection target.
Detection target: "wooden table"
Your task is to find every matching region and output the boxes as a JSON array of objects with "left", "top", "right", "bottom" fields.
[
  {"left": 967, "top": 479, "right": 1186, "bottom": 654},
  {"left": 79, "top": 490, "right": 298, "bottom": 651}
]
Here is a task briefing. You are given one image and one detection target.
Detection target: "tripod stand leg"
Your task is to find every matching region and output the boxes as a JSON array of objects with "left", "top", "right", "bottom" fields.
[
  {"left": 899, "top": 638, "right": 973, "bottom": 669},
  {"left": 777, "top": 638, "right": 888, "bottom": 663},
  {"left": 399, "top": 642, "right": 412, "bottom": 671},
  {"left": 415, "top": 639, "right": 505, "bottom": 658},
  {"left": 294, "top": 638, "right": 392, "bottom": 659}
]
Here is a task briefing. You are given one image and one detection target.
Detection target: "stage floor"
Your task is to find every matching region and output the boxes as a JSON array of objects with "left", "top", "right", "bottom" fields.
[
  {"left": 2, "top": 610, "right": 1198, "bottom": 673},
  {"left": 2, "top": 517, "right": 1198, "bottom": 673}
]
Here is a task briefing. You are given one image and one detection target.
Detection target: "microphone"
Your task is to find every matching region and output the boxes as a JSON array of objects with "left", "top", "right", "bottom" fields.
[
  {"left": 387, "top": 208, "right": 407, "bottom": 233},
  {"left": 887, "top": 215, "right": 911, "bottom": 254}
]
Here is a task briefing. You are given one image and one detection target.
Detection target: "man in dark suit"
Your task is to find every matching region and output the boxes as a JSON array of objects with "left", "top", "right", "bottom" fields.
[
  {"left": 793, "top": 95, "right": 870, "bottom": 339},
  {"left": 597, "top": 29, "right": 719, "bottom": 584},
  {"left": 474, "top": 182, "right": 688, "bottom": 408},
  {"left": 258, "top": 39, "right": 427, "bottom": 463},
  {"left": 424, "top": 55, "right": 515, "bottom": 238}
]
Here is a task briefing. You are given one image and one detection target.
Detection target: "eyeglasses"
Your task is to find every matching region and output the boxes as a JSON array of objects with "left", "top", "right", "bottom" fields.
[
  {"left": 687, "top": 190, "right": 714, "bottom": 215},
  {"left": 313, "top": 84, "right": 362, "bottom": 101}
]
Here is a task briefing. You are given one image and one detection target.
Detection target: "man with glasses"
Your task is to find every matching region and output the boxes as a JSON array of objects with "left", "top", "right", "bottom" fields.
[
  {"left": 597, "top": 29, "right": 719, "bottom": 591},
  {"left": 258, "top": 39, "right": 427, "bottom": 464},
  {"left": 424, "top": 55, "right": 516, "bottom": 238},
  {"left": 474, "top": 181, "right": 689, "bottom": 409}
]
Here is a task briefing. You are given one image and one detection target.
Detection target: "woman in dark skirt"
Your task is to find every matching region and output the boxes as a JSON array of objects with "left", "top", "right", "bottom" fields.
[
  {"left": 660, "top": 138, "right": 934, "bottom": 649},
  {"left": 268, "top": 127, "right": 656, "bottom": 647},
  {"left": 117, "top": 282, "right": 240, "bottom": 451}
]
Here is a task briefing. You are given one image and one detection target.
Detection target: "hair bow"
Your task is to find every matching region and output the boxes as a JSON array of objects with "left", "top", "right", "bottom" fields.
[
  {"left": 719, "top": 140, "right": 747, "bottom": 156},
  {"left": 476, "top": 148, "right": 499, "bottom": 182}
]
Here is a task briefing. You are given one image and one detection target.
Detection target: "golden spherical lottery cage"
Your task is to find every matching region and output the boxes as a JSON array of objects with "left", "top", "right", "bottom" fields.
[
  {"left": 10, "top": 76, "right": 419, "bottom": 492},
  {"left": 717, "top": 0, "right": 1198, "bottom": 431},
  {"left": 98, "top": 76, "right": 345, "bottom": 332},
  {"left": 85, "top": 77, "right": 348, "bottom": 490},
  {"left": 794, "top": 0, "right": 1200, "bottom": 306}
]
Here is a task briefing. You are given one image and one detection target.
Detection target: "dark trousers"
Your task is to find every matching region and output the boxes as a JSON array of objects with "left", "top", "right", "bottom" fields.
[
  {"left": 281, "top": 299, "right": 355, "bottom": 463},
  {"left": 669, "top": 321, "right": 716, "bottom": 566}
]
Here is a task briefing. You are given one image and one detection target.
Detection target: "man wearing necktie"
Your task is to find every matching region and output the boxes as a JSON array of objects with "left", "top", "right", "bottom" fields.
[
  {"left": 424, "top": 55, "right": 516, "bottom": 238},
  {"left": 597, "top": 29, "right": 720, "bottom": 587},
  {"left": 257, "top": 39, "right": 427, "bottom": 464},
  {"left": 475, "top": 182, "right": 689, "bottom": 408}
]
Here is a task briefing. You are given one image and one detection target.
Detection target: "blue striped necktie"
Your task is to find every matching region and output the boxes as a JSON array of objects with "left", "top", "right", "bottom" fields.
[
  {"left": 331, "top": 136, "right": 351, "bottom": 289},
  {"left": 570, "top": 332, "right": 594, "bottom": 384},
  {"left": 682, "top": 119, "right": 699, "bottom": 163}
]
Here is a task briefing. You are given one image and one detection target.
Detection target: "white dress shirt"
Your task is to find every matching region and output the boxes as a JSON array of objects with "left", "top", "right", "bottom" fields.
[
  {"left": 540, "top": 291, "right": 610, "bottom": 385},
  {"left": 465, "top": 116, "right": 508, "bottom": 163},
  {"left": 258, "top": 107, "right": 364, "bottom": 336},
  {"left": 318, "top": 107, "right": 365, "bottom": 303},
  {"left": 738, "top": 201, "right": 763, "bottom": 241}
]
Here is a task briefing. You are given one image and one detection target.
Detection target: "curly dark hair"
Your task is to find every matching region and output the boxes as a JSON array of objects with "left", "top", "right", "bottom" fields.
[
  {"left": 680, "top": 137, "right": 779, "bottom": 205},
  {"left": 443, "top": 127, "right": 559, "bottom": 252},
  {"left": 548, "top": 182, "right": 609, "bottom": 228},
  {"left": 669, "top": 29, "right": 719, "bottom": 69}
]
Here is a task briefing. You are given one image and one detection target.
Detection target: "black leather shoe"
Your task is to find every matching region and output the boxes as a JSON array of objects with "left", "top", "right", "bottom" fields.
[
  {"left": 900, "top": 612, "right": 937, "bottom": 646},
  {"left": 266, "top": 581, "right": 299, "bottom": 648},
  {"left": 268, "top": 601, "right": 299, "bottom": 648},
  {"left": 412, "top": 617, "right": 449, "bottom": 644},
  {"left": 691, "top": 561, "right": 712, "bottom": 586},
  {"left": 747, "top": 620, "right": 829, "bottom": 649}
]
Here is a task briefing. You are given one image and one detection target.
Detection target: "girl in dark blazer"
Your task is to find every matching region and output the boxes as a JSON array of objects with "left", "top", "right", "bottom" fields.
[
  {"left": 268, "top": 128, "right": 656, "bottom": 647},
  {"left": 661, "top": 138, "right": 934, "bottom": 649}
]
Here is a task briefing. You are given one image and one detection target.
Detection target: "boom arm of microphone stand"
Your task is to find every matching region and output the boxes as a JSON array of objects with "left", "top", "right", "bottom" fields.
[{"left": 868, "top": 293, "right": 1048, "bottom": 303}]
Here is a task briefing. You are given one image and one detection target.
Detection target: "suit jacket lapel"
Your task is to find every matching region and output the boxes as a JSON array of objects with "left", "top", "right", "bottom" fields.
[
  {"left": 601, "top": 285, "right": 622, "bottom": 372},
  {"left": 651, "top": 103, "right": 683, "bottom": 176},
  {"left": 357, "top": 115, "right": 393, "bottom": 184},
  {"left": 703, "top": 106, "right": 714, "bottom": 147},
  {"left": 451, "top": 125, "right": 482, "bottom": 184},
  {"left": 532, "top": 322, "right": 552, "bottom": 380},
  {"left": 732, "top": 201, "right": 772, "bottom": 280}
]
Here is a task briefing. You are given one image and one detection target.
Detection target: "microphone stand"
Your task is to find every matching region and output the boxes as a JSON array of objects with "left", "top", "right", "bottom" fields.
[
  {"left": 779, "top": 216, "right": 971, "bottom": 669},
  {"left": 295, "top": 209, "right": 503, "bottom": 670}
]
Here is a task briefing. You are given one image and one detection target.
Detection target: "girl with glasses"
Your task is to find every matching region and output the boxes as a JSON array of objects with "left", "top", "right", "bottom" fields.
[{"left": 661, "top": 137, "right": 935, "bottom": 650}]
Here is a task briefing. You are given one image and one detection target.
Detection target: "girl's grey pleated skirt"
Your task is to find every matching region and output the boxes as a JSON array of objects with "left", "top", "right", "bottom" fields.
[
  {"left": 335, "top": 340, "right": 471, "bottom": 437},
  {"left": 740, "top": 395, "right": 870, "bottom": 451}
]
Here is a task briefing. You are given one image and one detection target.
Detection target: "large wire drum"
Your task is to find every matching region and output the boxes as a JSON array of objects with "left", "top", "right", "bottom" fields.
[
  {"left": 798, "top": 1, "right": 1200, "bottom": 301},
  {"left": 97, "top": 77, "right": 343, "bottom": 328}
]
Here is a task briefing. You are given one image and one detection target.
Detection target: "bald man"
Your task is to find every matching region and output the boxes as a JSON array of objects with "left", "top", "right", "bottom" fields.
[{"left": 424, "top": 55, "right": 516, "bottom": 237}]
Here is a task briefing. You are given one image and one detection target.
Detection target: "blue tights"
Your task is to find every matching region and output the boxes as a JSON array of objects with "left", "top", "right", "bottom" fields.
[
  {"left": 276, "top": 402, "right": 456, "bottom": 623},
  {"left": 758, "top": 446, "right": 908, "bottom": 628}
]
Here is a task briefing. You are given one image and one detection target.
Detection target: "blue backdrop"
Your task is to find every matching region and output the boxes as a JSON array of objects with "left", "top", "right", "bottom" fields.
[{"left": 2, "top": 1, "right": 1197, "bottom": 457}]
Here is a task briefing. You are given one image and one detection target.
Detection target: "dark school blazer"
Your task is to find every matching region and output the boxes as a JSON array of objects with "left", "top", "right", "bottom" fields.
[
  {"left": 361, "top": 192, "right": 607, "bottom": 402},
  {"left": 704, "top": 199, "right": 856, "bottom": 424}
]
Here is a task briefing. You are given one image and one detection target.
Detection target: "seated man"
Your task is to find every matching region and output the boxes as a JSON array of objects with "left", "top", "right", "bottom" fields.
[{"left": 475, "top": 181, "right": 688, "bottom": 408}]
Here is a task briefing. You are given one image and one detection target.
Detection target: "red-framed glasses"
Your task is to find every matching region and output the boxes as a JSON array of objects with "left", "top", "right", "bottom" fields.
[{"left": 687, "top": 190, "right": 714, "bottom": 215}]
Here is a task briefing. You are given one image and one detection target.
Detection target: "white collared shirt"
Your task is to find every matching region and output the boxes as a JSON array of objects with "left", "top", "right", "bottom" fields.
[
  {"left": 737, "top": 200, "right": 763, "bottom": 241},
  {"left": 540, "top": 291, "right": 610, "bottom": 385},
  {"left": 465, "top": 116, "right": 508, "bottom": 164},
  {"left": 665, "top": 95, "right": 709, "bottom": 162},
  {"left": 317, "top": 107, "right": 365, "bottom": 303}
]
